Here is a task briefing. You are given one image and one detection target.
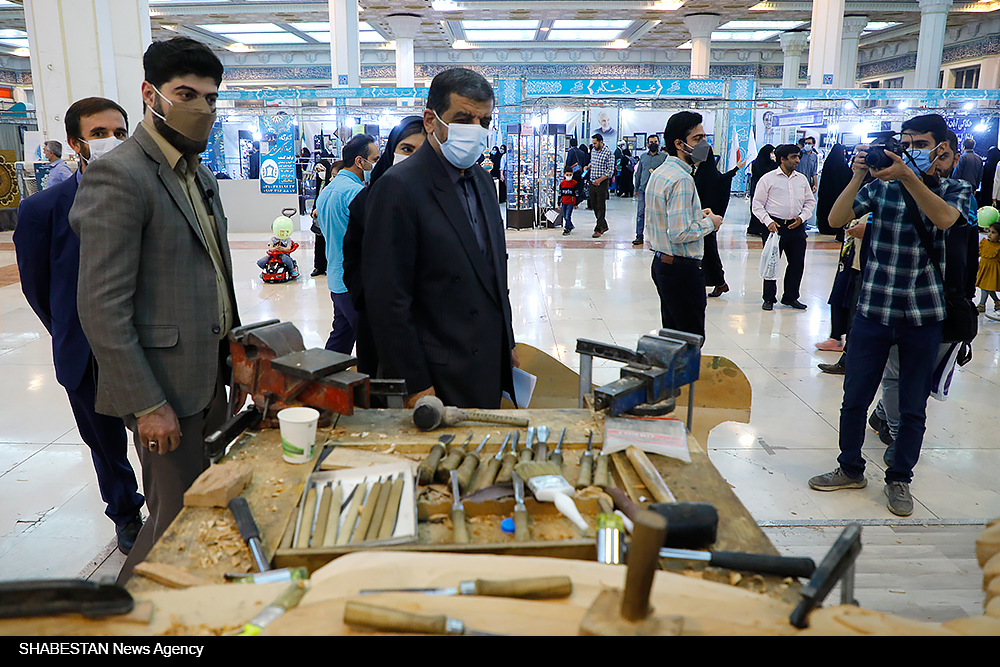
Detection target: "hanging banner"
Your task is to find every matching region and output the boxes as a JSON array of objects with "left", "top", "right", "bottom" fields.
[
  {"left": 200, "top": 121, "right": 225, "bottom": 175},
  {"left": 218, "top": 87, "right": 430, "bottom": 102},
  {"left": 759, "top": 88, "right": 1000, "bottom": 101},
  {"left": 524, "top": 79, "right": 726, "bottom": 99},
  {"left": 772, "top": 111, "right": 825, "bottom": 128},
  {"left": 258, "top": 114, "right": 297, "bottom": 195}
]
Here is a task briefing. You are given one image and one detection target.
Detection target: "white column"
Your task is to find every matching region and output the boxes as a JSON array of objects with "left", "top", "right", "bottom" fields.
[
  {"left": 23, "top": 0, "right": 151, "bottom": 139},
  {"left": 839, "top": 16, "right": 869, "bottom": 89},
  {"left": 913, "top": 0, "right": 953, "bottom": 89},
  {"left": 387, "top": 13, "right": 420, "bottom": 89},
  {"left": 683, "top": 14, "right": 720, "bottom": 78},
  {"left": 779, "top": 32, "right": 808, "bottom": 89},
  {"left": 329, "top": 0, "right": 361, "bottom": 89},
  {"left": 807, "top": 0, "right": 845, "bottom": 88}
]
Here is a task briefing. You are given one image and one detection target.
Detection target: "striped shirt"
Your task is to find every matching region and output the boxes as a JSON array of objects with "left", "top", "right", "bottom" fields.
[
  {"left": 645, "top": 155, "right": 714, "bottom": 259},
  {"left": 853, "top": 177, "right": 972, "bottom": 327},
  {"left": 588, "top": 145, "right": 614, "bottom": 182}
]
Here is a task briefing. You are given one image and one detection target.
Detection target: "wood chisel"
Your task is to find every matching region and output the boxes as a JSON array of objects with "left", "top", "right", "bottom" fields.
[
  {"left": 550, "top": 427, "right": 566, "bottom": 468},
  {"left": 294, "top": 483, "right": 318, "bottom": 549},
  {"left": 497, "top": 431, "right": 518, "bottom": 484},
  {"left": 321, "top": 482, "right": 343, "bottom": 547},
  {"left": 512, "top": 471, "right": 530, "bottom": 542},
  {"left": 311, "top": 482, "right": 333, "bottom": 547},
  {"left": 344, "top": 601, "right": 505, "bottom": 636},
  {"left": 228, "top": 497, "right": 270, "bottom": 573},
  {"left": 594, "top": 454, "right": 611, "bottom": 488},
  {"left": 436, "top": 434, "right": 472, "bottom": 483},
  {"left": 377, "top": 475, "right": 406, "bottom": 539},
  {"left": 365, "top": 475, "right": 394, "bottom": 541},
  {"left": 576, "top": 431, "right": 594, "bottom": 489},
  {"left": 626, "top": 446, "right": 676, "bottom": 503},
  {"left": 450, "top": 469, "right": 470, "bottom": 544},
  {"left": 534, "top": 425, "right": 550, "bottom": 461},
  {"left": 521, "top": 427, "right": 535, "bottom": 463},
  {"left": 237, "top": 581, "right": 308, "bottom": 636},
  {"left": 456, "top": 434, "right": 489, "bottom": 493},
  {"left": 352, "top": 477, "right": 383, "bottom": 543},
  {"left": 358, "top": 576, "right": 573, "bottom": 599},
  {"left": 472, "top": 434, "right": 508, "bottom": 493},
  {"left": 336, "top": 480, "right": 365, "bottom": 546},
  {"left": 417, "top": 434, "right": 453, "bottom": 485}
]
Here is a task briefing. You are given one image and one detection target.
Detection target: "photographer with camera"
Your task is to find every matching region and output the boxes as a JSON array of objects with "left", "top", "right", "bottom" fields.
[{"left": 808, "top": 114, "right": 974, "bottom": 517}]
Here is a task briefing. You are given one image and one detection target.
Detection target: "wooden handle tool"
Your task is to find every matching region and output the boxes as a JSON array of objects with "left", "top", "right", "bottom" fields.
[
  {"left": 456, "top": 435, "right": 489, "bottom": 493},
  {"left": 377, "top": 476, "right": 406, "bottom": 539},
  {"left": 350, "top": 478, "right": 382, "bottom": 544},
  {"left": 512, "top": 471, "right": 530, "bottom": 542},
  {"left": 417, "top": 434, "right": 452, "bottom": 485},
  {"left": 436, "top": 434, "right": 471, "bottom": 483},
  {"left": 496, "top": 431, "right": 518, "bottom": 483},
  {"left": 626, "top": 447, "right": 676, "bottom": 503},
  {"left": 550, "top": 427, "right": 566, "bottom": 468},
  {"left": 576, "top": 431, "right": 594, "bottom": 489},
  {"left": 594, "top": 454, "right": 611, "bottom": 488},
  {"left": 322, "top": 482, "right": 343, "bottom": 547},
  {"left": 336, "top": 481, "right": 365, "bottom": 546},
  {"left": 294, "top": 484, "right": 317, "bottom": 549},
  {"left": 473, "top": 576, "right": 573, "bottom": 599},
  {"left": 534, "top": 425, "right": 550, "bottom": 461},
  {"left": 621, "top": 509, "right": 668, "bottom": 622},
  {"left": 450, "top": 469, "right": 469, "bottom": 544},
  {"left": 519, "top": 427, "right": 535, "bottom": 463},
  {"left": 311, "top": 483, "right": 333, "bottom": 547},
  {"left": 472, "top": 434, "right": 508, "bottom": 493},
  {"left": 346, "top": 601, "right": 492, "bottom": 635},
  {"left": 365, "top": 475, "right": 394, "bottom": 541}
]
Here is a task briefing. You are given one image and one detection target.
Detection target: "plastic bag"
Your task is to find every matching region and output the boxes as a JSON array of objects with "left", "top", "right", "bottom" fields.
[{"left": 758, "top": 232, "right": 780, "bottom": 281}]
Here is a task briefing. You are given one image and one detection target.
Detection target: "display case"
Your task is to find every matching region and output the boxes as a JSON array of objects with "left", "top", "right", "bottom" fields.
[
  {"left": 537, "top": 124, "right": 567, "bottom": 228},
  {"left": 505, "top": 123, "right": 538, "bottom": 230}
]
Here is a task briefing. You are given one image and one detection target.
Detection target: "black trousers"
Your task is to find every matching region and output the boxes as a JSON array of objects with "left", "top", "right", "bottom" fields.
[
  {"left": 313, "top": 232, "right": 327, "bottom": 273},
  {"left": 702, "top": 230, "right": 726, "bottom": 287},
  {"left": 761, "top": 223, "right": 807, "bottom": 303},
  {"left": 650, "top": 254, "right": 707, "bottom": 338},
  {"left": 591, "top": 180, "right": 609, "bottom": 233}
]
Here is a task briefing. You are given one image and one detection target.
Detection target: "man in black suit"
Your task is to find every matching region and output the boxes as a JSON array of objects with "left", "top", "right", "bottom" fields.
[
  {"left": 13, "top": 97, "right": 144, "bottom": 554},
  {"left": 362, "top": 68, "right": 519, "bottom": 409}
]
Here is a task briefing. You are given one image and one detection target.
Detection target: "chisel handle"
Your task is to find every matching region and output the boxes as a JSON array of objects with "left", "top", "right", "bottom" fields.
[
  {"left": 295, "top": 486, "right": 317, "bottom": 549},
  {"left": 473, "top": 576, "right": 573, "bottom": 599},
  {"left": 594, "top": 454, "right": 611, "bottom": 488},
  {"left": 576, "top": 452, "right": 594, "bottom": 489},
  {"left": 336, "top": 484, "right": 365, "bottom": 546},
  {"left": 550, "top": 450, "right": 563, "bottom": 468},
  {"left": 351, "top": 482, "right": 381, "bottom": 544},
  {"left": 365, "top": 479, "right": 393, "bottom": 541},
  {"left": 708, "top": 551, "right": 817, "bottom": 579},
  {"left": 451, "top": 506, "right": 470, "bottom": 544},
  {"left": 323, "top": 484, "right": 343, "bottom": 547},
  {"left": 518, "top": 448, "right": 533, "bottom": 464},
  {"left": 496, "top": 454, "right": 517, "bottom": 484},
  {"left": 626, "top": 447, "right": 675, "bottom": 503},
  {"left": 345, "top": 601, "right": 450, "bottom": 635},
  {"left": 455, "top": 453, "right": 481, "bottom": 494},
  {"left": 436, "top": 448, "right": 465, "bottom": 484},
  {"left": 312, "top": 485, "right": 333, "bottom": 546},
  {"left": 417, "top": 444, "right": 445, "bottom": 485},
  {"left": 472, "top": 457, "right": 502, "bottom": 493},
  {"left": 378, "top": 477, "right": 406, "bottom": 540},
  {"left": 513, "top": 505, "right": 530, "bottom": 542},
  {"left": 533, "top": 443, "right": 548, "bottom": 462}
]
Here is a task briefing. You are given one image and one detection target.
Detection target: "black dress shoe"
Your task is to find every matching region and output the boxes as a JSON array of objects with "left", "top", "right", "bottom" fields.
[
  {"left": 708, "top": 284, "right": 730, "bottom": 298},
  {"left": 818, "top": 362, "right": 845, "bottom": 375},
  {"left": 781, "top": 299, "right": 808, "bottom": 310},
  {"left": 310, "top": 269, "right": 326, "bottom": 277},
  {"left": 117, "top": 516, "right": 143, "bottom": 555},
  {"left": 762, "top": 301, "right": 774, "bottom": 311}
]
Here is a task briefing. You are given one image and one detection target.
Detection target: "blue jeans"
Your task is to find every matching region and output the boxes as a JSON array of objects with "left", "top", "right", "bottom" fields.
[
  {"left": 635, "top": 190, "right": 646, "bottom": 237},
  {"left": 561, "top": 203, "right": 574, "bottom": 230},
  {"left": 838, "top": 314, "right": 943, "bottom": 483}
]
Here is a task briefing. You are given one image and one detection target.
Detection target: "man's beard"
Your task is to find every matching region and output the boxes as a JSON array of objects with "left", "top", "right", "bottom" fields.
[{"left": 151, "top": 97, "right": 208, "bottom": 155}]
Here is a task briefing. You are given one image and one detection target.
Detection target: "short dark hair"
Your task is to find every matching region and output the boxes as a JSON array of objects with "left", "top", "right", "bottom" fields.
[
  {"left": 426, "top": 68, "right": 494, "bottom": 116},
  {"left": 901, "top": 113, "right": 949, "bottom": 147},
  {"left": 591, "top": 134, "right": 604, "bottom": 142},
  {"left": 664, "top": 111, "right": 702, "bottom": 157},
  {"left": 144, "top": 37, "right": 223, "bottom": 89},
  {"left": 65, "top": 97, "right": 128, "bottom": 140},
  {"left": 963, "top": 137, "right": 976, "bottom": 150},
  {"left": 775, "top": 144, "right": 800, "bottom": 162},
  {"left": 343, "top": 133, "right": 376, "bottom": 168},
  {"left": 948, "top": 130, "right": 959, "bottom": 153},
  {"left": 569, "top": 137, "right": 578, "bottom": 147}
]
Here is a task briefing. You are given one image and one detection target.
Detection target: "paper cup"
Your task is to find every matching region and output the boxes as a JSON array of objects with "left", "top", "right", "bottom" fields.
[{"left": 278, "top": 407, "right": 320, "bottom": 464}]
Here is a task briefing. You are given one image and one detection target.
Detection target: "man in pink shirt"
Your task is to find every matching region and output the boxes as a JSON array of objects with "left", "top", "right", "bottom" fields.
[{"left": 751, "top": 143, "right": 816, "bottom": 310}]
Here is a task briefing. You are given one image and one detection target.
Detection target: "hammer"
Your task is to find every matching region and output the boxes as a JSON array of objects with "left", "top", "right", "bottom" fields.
[{"left": 412, "top": 395, "right": 529, "bottom": 431}]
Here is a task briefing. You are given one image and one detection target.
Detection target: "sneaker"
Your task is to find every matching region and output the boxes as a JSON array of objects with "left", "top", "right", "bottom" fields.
[
  {"left": 762, "top": 301, "right": 774, "bottom": 311},
  {"left": 884, "top": 481, "right": 913, "bottom": 516},
  {"left": 562, "top": 229, "right": 571, "bottom": 236},
  {"left": 868, "top": 410, "right": 886, "bottom": 435},
  {"left": 883, "top": 443, "right": 896, "bottom": 467},
  {"left": 808, "top": 467, "right": 867, "bottom": 491},
  {"left": 117, "top": 515, "right": 143, "bottom": 555},
  {"left": 815, "top": 338, "right": 844, "bottom": 352},
  {"left": 978, "top": 304, "right": 987, "bottom": 313},
  {"left": 632, "top": 236, "right": 644, "bottom": 246}
]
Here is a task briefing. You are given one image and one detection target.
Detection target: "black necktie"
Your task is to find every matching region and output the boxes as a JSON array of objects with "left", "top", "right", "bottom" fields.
[{"left": 459, "top": 174, "right": 490, "bottom": 257}]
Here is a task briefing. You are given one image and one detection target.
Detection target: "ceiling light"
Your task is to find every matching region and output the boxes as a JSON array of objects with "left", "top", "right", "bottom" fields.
[
  {"left": 223, "top": 33, "right": 305, "bottom": 45},
  {"left": 651, "top": 0, "right": 684, "bottom": 8},
  {"left": 963, "top": 101, "right": 975, "bottom": 110},
  {"left": 452, "top": 39, "right": 472, "bottom": 49},
  {"left": 463, "top": 20, "right": 539, "bottom": 30},
  {"left": 551, "top": 20, "right": 632, "bottom": 29},
  {"left": 898, "top": 102, "right": 909, "bottom": 110},
  {"left": 432, "top": 0, "right": 462, "bottom": 10},
  {"left": 719, "top": 21, "right": 803, "bottom": 30},
  {"left": 548, "top": 30, "right": 624, "bottom": 41},
  {"left": 227, "top": 43, "right": 251, "bottom": 53},
  {"left": 609, "top": 39, "right": 629, "bottom": 49},
  {"left": 200, "top": 23, "right": 283, "bottom": 33},
  {"left": 797, "top": 101, "right": 807, "bottom": 110},
  {"left": 464, "top": 30, "right": 538, "bottom": 41},
  {"left": 975, "top": 123, "right": 989, "bottom": 132}
]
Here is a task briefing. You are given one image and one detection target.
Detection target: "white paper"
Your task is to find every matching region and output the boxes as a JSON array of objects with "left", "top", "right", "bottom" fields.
[
  {"left": 601, "top": 417, "right": 690, "bottom": 463},
  {"left": 502, "top": 367, "right": 537, "bottom": 409}
]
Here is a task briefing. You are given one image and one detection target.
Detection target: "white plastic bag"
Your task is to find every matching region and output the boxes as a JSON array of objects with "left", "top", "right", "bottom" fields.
[{"left": 758, "top": 232, "right": 780, "bottom": 281}]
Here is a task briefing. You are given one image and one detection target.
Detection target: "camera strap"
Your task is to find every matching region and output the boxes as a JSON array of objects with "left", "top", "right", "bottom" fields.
[{"left": 899, "top": 186, "right": 946, "bottom": 285}]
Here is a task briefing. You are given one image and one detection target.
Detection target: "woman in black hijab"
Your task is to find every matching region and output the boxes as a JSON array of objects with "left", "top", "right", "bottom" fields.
[
  {"left": 342, "top": 116, "right": 426, "bottom": 377},
  {"left": 815, "top": 144, "right": 852, "bottom": 240},
  {"left": 981, "top": 147, "right": 1000, "bottom": 208},
  {"left": 695, "top": 146, "right": 744, "bottom": 297},
  {"left": 310, "top": 158, "right": 334, "bottom": 277},
  {"left": 747, "top": 144, "right": 777, "bottom": 237}
]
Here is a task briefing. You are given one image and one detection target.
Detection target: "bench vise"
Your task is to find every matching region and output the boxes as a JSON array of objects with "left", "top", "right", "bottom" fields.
[{"left": 576, "top": 329, "right": 704, "bottom": 429}]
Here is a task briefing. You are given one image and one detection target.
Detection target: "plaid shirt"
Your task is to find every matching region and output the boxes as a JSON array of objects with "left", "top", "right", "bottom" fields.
[
  {"left": 853, "top": 177, "right": 972, "bottom": 327},
  {"left": 588, "top": 145, "right": 614, "bottom": 182},
  {"left": 645, "top": 156, "right": 714, "bottom": 259}
]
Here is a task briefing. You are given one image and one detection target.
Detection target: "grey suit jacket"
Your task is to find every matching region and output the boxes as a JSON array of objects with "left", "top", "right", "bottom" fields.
[{"left": 69, "top": 124, "right": 238, "bottom": 420}]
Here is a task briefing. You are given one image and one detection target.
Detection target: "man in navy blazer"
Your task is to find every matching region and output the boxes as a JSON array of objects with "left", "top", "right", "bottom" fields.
[{"left": 13, "top": 98, "right": 144, "bottom": 554}]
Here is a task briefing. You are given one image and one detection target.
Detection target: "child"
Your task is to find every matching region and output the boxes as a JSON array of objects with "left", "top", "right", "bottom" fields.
[
  {"left": 977, "top": 221, "right": 1000, "bottom": 312},
  {"left": 560, "top": 168, "right": 577, "bottom": 236}
]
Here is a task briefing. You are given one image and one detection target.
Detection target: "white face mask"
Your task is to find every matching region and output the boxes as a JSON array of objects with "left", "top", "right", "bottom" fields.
[
  {"left": 432, "top": 110, "right": 489, "bottom": 169},
  {"left": 392, "top": 152, "right": 410, "bottom": 165},
  {"left": 80, "top": 136, "right": 124, "bottom": 163}
]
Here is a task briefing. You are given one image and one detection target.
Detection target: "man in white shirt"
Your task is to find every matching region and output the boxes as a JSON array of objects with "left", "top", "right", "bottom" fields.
[{"left": 752, "top": 143, "right": 816, "bottom": 310}]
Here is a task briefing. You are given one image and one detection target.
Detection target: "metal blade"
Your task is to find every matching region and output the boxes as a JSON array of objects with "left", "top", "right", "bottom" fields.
[
  {"left": 513, "top": 471, "right": 526, "bottom": 507},
  {"left": 358, "top": 587, "right": 459, "bottom": 596},
  {"left": 439, "top": 434, "right": 455, "bottom": 446},
  {"left": 526, "top": 427, "right": 535, "bottom": 451},
  {"left": 464, "top": 628, "right": 508, "bottom": 636},
  {"left": 659, "top": 548, "right": 712, "bottom": 562},
  {"left": 475, "top": 434, "right": 490, "bottom": 455},
  {"left": 496, "top": 433, "right": 511, "bottom": 460},
  {"left": 556, "top": 427, "right": 566, "bottom": 453},
  {"left": 537, "top": 426, "right": 550, "bottom": 443}
]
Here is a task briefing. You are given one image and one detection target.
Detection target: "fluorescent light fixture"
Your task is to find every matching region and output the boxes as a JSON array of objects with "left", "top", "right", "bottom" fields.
[
  {"left": 651, "top": 0, "right": 684, "bottom": 8},
  {"left": 200, "top": 23, "right": 283, "bottom": 33},
  {"left": 548, "top": 30, "right": 624, "bottom": 41},
  {"left": 463, "top": 20, "right": 539, "bottom": 30},
  {"left": 711, "top": 30, "right": 780, "bottom": 41},
  {"left": 452, "top": 39, "right": 472, "bottom": 49},
  {"left": 609, "top": 39, "right": 629, "bottom": 49},
  {"left": 719, "top": 21, "right": 803, "bottom": 30},
  {"left": 223, "top": 33, "right": 305, "bottom": 45},
  {"left": 0, "top": 38, "right": 29, "bottom": 48},
  {"left": 227, "top": 43, "right": 252, "bottom": 53},
  {"left": 432, "top": 0, "right": 462, "bottom": 10},
  {"left": 551, "top": 20, "right": 632, "bottom": 29},
  {"left": 464, "top": 30, "right": 538, "bottom": 41}
]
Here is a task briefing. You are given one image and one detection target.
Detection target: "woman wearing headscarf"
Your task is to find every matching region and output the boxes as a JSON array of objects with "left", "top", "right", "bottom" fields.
[
  {"left": 342, "top": 116, "right": 426, "bottom": 377},
  {"left": 815, "top": 144, "right": 852, "bottom": 240},
  {"left": 747, "top": 144, "right": 777, "bottom": 237},
  {"left": 981, "top": 147, "right": 1000, "bottom": 208},
  {"left": 309, "top": 158, "right": 335, "bottom": 277},
  {"left": 694, "top": 146, "right": 744, "bottom": 297}
]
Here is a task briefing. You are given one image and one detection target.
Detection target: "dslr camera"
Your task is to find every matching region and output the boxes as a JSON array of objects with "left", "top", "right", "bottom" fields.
[{"left": 864, "top": 134, "right": 904, "bottom": 171}]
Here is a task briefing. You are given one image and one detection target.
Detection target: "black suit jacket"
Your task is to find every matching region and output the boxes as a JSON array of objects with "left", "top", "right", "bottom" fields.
[{"left": 362, "top": 142, "right": 516, "bottom": 408}]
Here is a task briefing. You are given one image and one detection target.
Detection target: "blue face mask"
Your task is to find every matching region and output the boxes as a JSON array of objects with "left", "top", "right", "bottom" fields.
[
  {"left": 803, "top": 144, "right": 813, "bottom": 152},
  {"left": 904, "top": 147, "right": 934, "bottom": 177},
  {"left": 360, "top": 157, "right": 374, "bottom": 184}
]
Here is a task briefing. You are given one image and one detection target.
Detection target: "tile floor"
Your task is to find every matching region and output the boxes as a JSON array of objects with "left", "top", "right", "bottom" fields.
[{"left": 1, "top": 194, "right": 997, "bottom": 624}]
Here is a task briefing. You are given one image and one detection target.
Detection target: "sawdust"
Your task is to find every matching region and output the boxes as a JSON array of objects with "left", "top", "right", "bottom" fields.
[
  {"left": 194, "top": 515, "right": 253, "bottom": 570},
  {"left": 159, "top": 615, "right": 242, "bottom": 636}
]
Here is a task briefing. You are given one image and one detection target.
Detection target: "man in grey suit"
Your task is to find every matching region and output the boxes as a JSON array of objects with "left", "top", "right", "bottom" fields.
[{"left": 70, "top": 37, "right": 239, "bottom": 582}]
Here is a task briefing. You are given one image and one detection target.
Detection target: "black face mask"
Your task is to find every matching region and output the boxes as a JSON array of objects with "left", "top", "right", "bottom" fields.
[{"left": 648, "top": 143, "right": 659, "bottom": 153}]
